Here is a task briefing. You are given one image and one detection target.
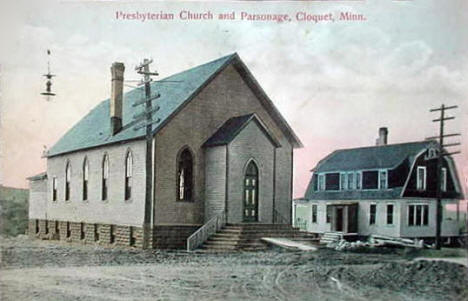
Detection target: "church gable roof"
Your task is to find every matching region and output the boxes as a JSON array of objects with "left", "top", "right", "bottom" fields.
[
  {"left": 47, "top": 53, "right": 301, "bottom": 157},
  {"left": 203, "top": 113, "right": 281, "bottom": 148}
]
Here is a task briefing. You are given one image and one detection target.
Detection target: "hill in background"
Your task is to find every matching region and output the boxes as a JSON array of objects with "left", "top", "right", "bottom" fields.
[{"left": 0, "top": 185, "right": 29, "bottom": 236}]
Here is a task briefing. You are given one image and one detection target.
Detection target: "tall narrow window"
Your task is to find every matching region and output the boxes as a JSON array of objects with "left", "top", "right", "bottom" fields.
[
  {"left": 102, "top": 154, "right": 109, "bottom": 201},
  {"left": 311, "top": 204, "right": 317, "bottom": 223},
  {"left": 243, "top": 161, "right": 259, "bottom": 222},
  {"left": 82, "top": 158, "right": 88, "bottom": 201},
  {"left": 348, "top": 172, "right": 355, "bottom": 190},
  {"left": 65, "top": 162, "right": 71, "bottom": 201},
  {"left": 386, "top": 204, "right": 394, "bottom": 225},
  {"left": 326, "top": 205, "right": 331, "bottom": 223},
  {"left": 177, "top": 148, "right": 193, "bottom": 201},
  {"left": 125, "top": 151, "right": 133, "bottom": 200},
  {"left": 416, "top": 166, "right": 426, "bottom": 191},
  {"left": 355, "top": 171, "right": 362, "bottom": 190},
  {"left": 318, "top": 174, "right": 325, "bottom": 191},
  {"left": 369, "top": 204, "right": 376, "bottom": 225},
  {"left": 340, "top": 173, "right": 347, "bottom": 190},
  {"left": 379, "top": 170, "right": 388, "bottom": 189},
  {"left": 441, "top": 167, "right": 447, "bottom": 192},
  {"left": 52, "top": 177, "right": 57, "bottom": 201}
]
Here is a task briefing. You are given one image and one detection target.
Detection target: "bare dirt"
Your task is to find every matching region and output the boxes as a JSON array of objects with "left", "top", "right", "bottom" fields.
[{"left": 1, "top": 236, "right": 467, "bottom": 301}]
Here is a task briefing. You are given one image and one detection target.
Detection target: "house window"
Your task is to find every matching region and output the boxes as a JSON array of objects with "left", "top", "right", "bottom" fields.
[
  {"left": 386, "top": 204, "right": 394, "bottom": 225},
  {"left": 340, "top": 173, "right": 347, "bottom": 190},
  {"left": 52, "top": 177, "right": 57, "bottom": 201},
  {"left": 362, "top": 171, "right": 378, "bottom": 189},
  {"left": 416, "top": 166, "right": 426, "bottom": 191},
  {"left": 311, "top": 204, "right": 317, "bottom": 223},
  {"left": 408, "top": 204, "right": 429, "bottom": 226},
  {"left": 326, "top": 205, "right": 331, "bottom": 223},
  {"left": 82, "top": 158, "right": 88, "bottom": 201},
  {"left": 65, "top": 162, "right": 71, "bottom": 201},
  {"left": 355, "top": 172, "right": 361, "bottom": 190},
  {"left": 348, "top": 172, "right": 355, "bottom": 190},
  {"left": 125, "top": 151, "right": 133, "bottom": 200},
  {"left": 102, "top": 154, "right": 109, "bottom": 201},
  {"left": 325, "top": 173, "right": 340, "bottom": 190},
  {"left": 441, "top": 167, "right": 447, "bottom": 192},
  {"left": 369, "top": 204, "right": 376, "bottom": 225},
  {"left": 379, "top": 170, "right": 388, "bottom": 189},
  {"left": 318, "top": 174, "right": 325, "bottom": 191},
  {"left": 177, "top": 148, "right": 193, "bottom": 201}
]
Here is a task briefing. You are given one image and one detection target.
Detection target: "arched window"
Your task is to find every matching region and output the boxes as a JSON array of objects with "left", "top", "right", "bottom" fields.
[
  {"left": 125, "top": 151, "right": 133, "bottom": 200},
  {"left": 177, "top": 148, "right": 193, "bottom": 201},
  {"left": 102, "top": 154, "right": 109, "bottom": 201},
  {"left": 243, "top": 161, "right": 259, "bottom": 222},
  {"left": 82, "top": 158, "right": 89, "bottom": 201},
  {"left": 65, "top": 161, "right": 71, "bottom": 201}
]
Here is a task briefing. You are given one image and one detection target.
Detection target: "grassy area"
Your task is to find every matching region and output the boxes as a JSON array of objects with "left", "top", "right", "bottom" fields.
[
  {"left": 403, "top": 247, "right": 468, "bottom": 259},
  {"left": 0, "top": 186, "right": 29, "bottom": 236}
]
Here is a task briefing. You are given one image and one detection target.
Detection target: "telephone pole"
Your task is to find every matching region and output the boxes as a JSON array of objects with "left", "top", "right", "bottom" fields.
[
  {"left": 427, "top": 104, "right": 460, "bottom": 250},
  {"left": 133, "top": 59, "right": 160, "bottom": 249}
]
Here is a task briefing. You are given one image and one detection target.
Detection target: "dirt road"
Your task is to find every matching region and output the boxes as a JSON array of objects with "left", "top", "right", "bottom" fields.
[{"left": 1, "top": 237, "right": 467, "bottom": 301}]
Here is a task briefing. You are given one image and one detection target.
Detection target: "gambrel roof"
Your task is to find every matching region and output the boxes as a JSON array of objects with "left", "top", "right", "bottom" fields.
[
  {"left": 47, "top": 53, "right": 302, "bottom": 157},
  {"left": 312, "top": 141, "right": 436, "bottom": 173}
]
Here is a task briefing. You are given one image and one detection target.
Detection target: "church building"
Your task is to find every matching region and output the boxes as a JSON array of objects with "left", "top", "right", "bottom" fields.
[{"left": 27, "top": 53, "right": 302, "bottom": 249}]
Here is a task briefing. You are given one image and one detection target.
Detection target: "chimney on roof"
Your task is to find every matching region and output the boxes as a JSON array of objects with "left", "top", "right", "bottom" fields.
[
  {"left": 376, "top": 127, "right": 388, "bottom": 146},
  {"left": 110, "top": 62, "right": 125, "bottom": 135}
]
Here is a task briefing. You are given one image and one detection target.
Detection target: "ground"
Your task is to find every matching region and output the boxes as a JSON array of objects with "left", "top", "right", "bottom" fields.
[{"left": 0, "top": 236, "right": 467, "bottom": 301}]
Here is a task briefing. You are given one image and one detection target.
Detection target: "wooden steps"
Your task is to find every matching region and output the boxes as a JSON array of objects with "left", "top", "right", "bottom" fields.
[{"left": 200, "top": 223, "right": 319, "bottom": 252}]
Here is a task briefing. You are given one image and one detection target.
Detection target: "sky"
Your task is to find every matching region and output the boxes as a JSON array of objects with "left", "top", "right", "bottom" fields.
[{"left": 0, "top": 0, "right": 467, "bottom": 203}]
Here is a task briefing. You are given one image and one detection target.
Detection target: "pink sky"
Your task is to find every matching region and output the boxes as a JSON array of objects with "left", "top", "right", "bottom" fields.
[{"left": 0, "top": 0, "right": 467, "bottom": 206}]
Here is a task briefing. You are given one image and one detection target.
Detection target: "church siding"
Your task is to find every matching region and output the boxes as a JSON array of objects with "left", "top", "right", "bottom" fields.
[
  {"left": 28, "top": 178, "right": 47, "bottom": 220},
  {"left": 45, "top": 139, "right": 146, "bottom": 226},
  {"left": 204, "top": 146, "right": 227, "bottom": 221},
  {"left": 154, "top": 64, "right": 293, "bottom": 225},
  {"left": 228, "top": 121, "right": 275, "bottom": 223}
]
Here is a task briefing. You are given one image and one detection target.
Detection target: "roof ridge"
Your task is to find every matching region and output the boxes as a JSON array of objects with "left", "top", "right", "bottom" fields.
[{"left": 333, "top": 140, "right": 435, "bottom": 153}]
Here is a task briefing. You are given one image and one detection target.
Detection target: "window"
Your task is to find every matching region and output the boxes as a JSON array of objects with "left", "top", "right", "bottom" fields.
[
  {"left": 177, "top": 148, "right": 193, "bottom": 201},
  {"left": 386, "top": 204, "right": 394, "bottom": 225},
  {"left": 362, "top": 171, "right": 378, "bottom": 189},
  {"left": 125, "top": 151, "right": 133, "bottom": 200},
  {"left": 82, "top": 158, "right": 88, "bottom": 201},
  {"left": 416, "top": 166, "right": 426, "bottom": 191},
  {"left": 355, "top": 172, "right": 362, "bottom": 190},
  {"left": 441, "top": 167, "right": 447, "bottom": 192},
  {"left": 52, "top": 177, "right": 57, "bottom": 201},
  {"left": 348, "top": 172, "right": 355, "bottom": 190},
  {"left": 325, "top": 173, "right": 340, "bottom": 190},
  {"left": 369, "top": 204, "right": 376, "bottom": 225},
  {"left": 408, "top": 204, "right": 429, "bottom": 226},
  {"left": 65, "top": 162, "right": 71, "bottom": 201},
  {"left": 243, "top": 161, "right": 259, "bottom": 221},
  {"left": 102, "top": 154, "right": 109, "bottom": 201},
  {"left": 311, "top": 204, "right": 317, "bottom": 223},
  {"left": 379, "top": 170, "right": 388, "bottom": 189},
  {"left": 340, "top": 173, "right": 347, "bottom": 190},
  {"left": 318, "top": 174, "right": 325, "bottom": 191},
  {"left": 326, "top": 205, "right": 331, "bottom": 223}
]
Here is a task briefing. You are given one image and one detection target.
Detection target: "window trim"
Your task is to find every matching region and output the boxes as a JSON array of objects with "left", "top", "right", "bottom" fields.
[
  {"left": 102, "top": 154, "right": 109, "bottom": 201},
  {"left": 125, "top": 151, "right": 133, "bottom": 201},
  {"left": 355, "top": 171, "right": 362, "bottom": 190},
  {"left": 318, "top": 174, "right": 325, "bottom": 191},
  {"left": 340, "top": 172, "right": 348, "bottom": 190},
  {"left": 379, "top": 169, "right": 388, "bottom": 190},
  {"left": 416, "top": 166, "right": 427, "bottom": 191},
  {"left": 65, "top": 161, "right": 71, "bottom": 201}
]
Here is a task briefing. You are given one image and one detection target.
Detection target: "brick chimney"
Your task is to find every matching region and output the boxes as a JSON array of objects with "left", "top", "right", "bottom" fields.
[
  {"left": 376, "top": 127, "right": 388, "bottom": 146},
  {"left": 110, "top": 62, "right": 125, "bottom": 135}
]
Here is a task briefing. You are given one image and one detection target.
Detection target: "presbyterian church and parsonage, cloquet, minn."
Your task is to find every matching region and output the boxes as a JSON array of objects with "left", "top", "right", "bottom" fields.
[{"left": 27, "top": 53, "right": 464, "bottom": 250}]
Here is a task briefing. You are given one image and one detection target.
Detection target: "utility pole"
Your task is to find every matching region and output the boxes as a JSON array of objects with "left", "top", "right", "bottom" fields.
[
  {"left": 427, "top": 104, "right": 460, "bottom": 250},
  {"left": 134, "top": 59, "right": 160, "bottom": 249}
]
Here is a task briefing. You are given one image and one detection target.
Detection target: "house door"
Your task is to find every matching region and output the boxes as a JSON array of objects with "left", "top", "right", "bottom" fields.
[
  {"left": 243, "top": 161, "right": 259, "bottom": 222},
  {"left": 336, "top": 207, "right": 344, "bottom": 232}
]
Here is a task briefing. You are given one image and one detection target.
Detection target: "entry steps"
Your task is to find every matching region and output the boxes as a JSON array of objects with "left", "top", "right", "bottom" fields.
[
  {"left": 320, "top": 232, "right": 344, "bottom": 244},
  {"left": 201, "top": 223, "right": 319, "bottom": 252}
]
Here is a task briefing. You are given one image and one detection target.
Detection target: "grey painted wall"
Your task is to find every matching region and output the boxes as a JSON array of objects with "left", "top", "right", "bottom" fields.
[
  {"left": 204, "top": 146, "right": 227, "bottom": 221},
  {"left": 227, "top": 120, "right": 275, "bottom": 224},
  {"left": 28, "top": 178, "right": 47, "bottom": 219},
  {"left": 44, "top": 139, "right": 146, "bottom": 226}
]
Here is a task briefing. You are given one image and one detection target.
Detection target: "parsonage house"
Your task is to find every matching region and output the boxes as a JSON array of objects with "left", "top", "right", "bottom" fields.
[
  {"left": 294, "top": 128, "right": 464, "bottom": 243},
  {"left": 28, "top": 53, "right": 303, "bottom": 250}
]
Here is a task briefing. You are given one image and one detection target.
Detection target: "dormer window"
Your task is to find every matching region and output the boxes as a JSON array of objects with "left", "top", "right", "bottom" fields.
[
  {"left": 347, "top": 172, "right": 355, "bottom": 190},
  {"left": 340, "top": 173, "right": 347, "bottom": 190},
  {"left": 355, "top": 171, "right": 362, "bottom": 189},
  {"left": 379, "top": 170, "right": 388, "bottom": 189},
  {"left": 318, "top": 174, "right": 325, "bottom": 191},
  {"left": 416, "top": 166, "right": 426, "bottom": 191}
]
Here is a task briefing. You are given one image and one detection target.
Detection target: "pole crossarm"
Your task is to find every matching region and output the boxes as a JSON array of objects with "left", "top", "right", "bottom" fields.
[
  {"left": 133, "top": 118, "right": 161, "bottom": 131},
  {"left": 425, "top": 133, "right": 461, "bottom": 140},
  {"left": 442, "top": 143, "right": 461, "bottom": 148},
  {"left": 430, "top": 105, "right": 458, "bottom": 112},
  {"left": 133, "top": 105, "right": 160, "bottom": 119},
  {"left": 432, "top": 116, "right": 455, "bottom": 122},
  {"left": 442, "top": 151, "right": 461, "bottom": 157},
  {"left": 132, "top": 93, "right": 161, "bottom": 107}
]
